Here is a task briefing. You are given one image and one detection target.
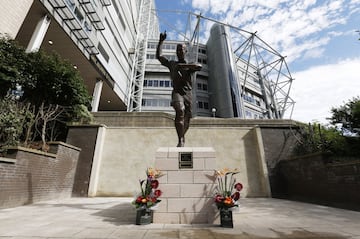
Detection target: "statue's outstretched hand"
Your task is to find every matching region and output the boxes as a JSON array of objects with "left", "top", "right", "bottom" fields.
[{"left": 159, "top": 31, "right": 167, "bottom": 42}]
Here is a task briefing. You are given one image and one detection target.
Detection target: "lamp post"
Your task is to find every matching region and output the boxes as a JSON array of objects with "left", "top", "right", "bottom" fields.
[{"left": 212, "top": 108, "right": 216, "bottom": 118}]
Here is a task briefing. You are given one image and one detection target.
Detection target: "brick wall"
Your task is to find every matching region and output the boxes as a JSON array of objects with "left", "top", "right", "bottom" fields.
[
  {"left": 0, "top": 142, "right": 80, "bottom": 209},
  {"left": 276, "top": 153, "right": 360, "bottom": 210},
  {"left": 66, "top": 125, "right": 99, "bottom": 197}
]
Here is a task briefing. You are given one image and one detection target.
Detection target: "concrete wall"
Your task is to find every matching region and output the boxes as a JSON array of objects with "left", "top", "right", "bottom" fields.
[
  {"left": 65, "top": 112, "right": 301, "bottom": 198},
  {"left": 91, "top": 126, "right": 263, "bottom": 198},
  {"left": 0, "top": 142, "right": 80, "bottom": 209}
]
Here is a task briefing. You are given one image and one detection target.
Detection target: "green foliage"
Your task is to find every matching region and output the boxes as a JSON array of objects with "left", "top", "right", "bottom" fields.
[
  {"left": 328, "top": 96, "right": 360, "bottom": 135},
  {"left": 0, "top": 36, "right": 93, "bottom": 147},
  {"left": 0, "top": 35, "right": 33, "bottom": 97},
  {"left": 25, "top": 50, "right": 91, "bottom": 109},
  {"left": 293, "top": 123, "right": 347, "bottom": 157},
  {"left": 0, "top": 97, "right": 35, "bottom": 147}
]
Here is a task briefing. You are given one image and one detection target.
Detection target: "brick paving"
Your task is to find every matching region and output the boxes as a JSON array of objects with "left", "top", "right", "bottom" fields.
[{"left": 0, "top": 197, "right": 359, "bottom": 239}]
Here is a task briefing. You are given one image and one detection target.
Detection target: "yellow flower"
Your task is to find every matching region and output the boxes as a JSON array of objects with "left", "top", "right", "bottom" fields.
[{"left": 147, "top": 167, "right": 163, "bottom": 178}]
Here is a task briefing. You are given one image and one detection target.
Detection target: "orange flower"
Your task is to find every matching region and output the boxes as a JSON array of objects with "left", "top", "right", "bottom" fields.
[{"left": 224, "top": 197, "right": 233, "bottom": 205}]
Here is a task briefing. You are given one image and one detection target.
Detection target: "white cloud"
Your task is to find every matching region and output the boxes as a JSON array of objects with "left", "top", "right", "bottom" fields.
[
  {"left": 191, "top": 0, "right": 357, "bottom": 64},
  {"left": 290, "top": 58, "right": 360, "bottom": 124}
]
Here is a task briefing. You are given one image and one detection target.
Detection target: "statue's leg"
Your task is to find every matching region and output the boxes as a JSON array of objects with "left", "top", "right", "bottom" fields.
[
  {"left": 183, "top": 94, "right": 192, "bottom": 135},
  {"left": 173, "top": 101, "right": 185, "bottom": 147},
  {"left": 184, "top": 111, "right": 191, "bottom": 135}
]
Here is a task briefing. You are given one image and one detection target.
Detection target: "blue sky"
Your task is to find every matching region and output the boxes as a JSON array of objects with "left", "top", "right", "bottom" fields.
[{"left": 154, "top": 0, "right": 360, "bottom": 124}]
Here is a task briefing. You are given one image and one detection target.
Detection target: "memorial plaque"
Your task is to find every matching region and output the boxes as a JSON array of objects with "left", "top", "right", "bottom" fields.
[{"left": 179, "top": 152, "right": 193, "bottom": 169}]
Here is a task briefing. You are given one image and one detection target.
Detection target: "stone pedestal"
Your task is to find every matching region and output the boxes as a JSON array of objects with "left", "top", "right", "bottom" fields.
[{"left": 153, "top": 147, "right": 218, "bottom": 224}]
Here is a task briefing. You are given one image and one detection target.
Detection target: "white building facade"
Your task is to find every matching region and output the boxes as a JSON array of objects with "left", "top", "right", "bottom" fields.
[{"left": 0, "top": 0, "right": 293, "bottom": 119}]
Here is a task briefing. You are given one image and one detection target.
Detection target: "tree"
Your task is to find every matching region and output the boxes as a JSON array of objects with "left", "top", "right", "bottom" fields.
[
  {"left": 328, "top": 96, "right": 360, "bottom": 135},
  {"left": 292, "top": 122, "right": 347, "bottom": 157},
  {"left": 0, "top": 36, "right": 92, "bottom": 148},
  {"left": 0, "top": 35, "right": 33, "bottom": 97}
]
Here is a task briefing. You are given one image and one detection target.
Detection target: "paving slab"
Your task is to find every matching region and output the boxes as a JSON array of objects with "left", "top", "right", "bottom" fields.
[{"left": 0, "top": 197, "right": 359, "bottom": 239}]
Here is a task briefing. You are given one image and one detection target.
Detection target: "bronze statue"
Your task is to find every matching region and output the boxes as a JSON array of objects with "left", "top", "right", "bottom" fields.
[{"left": 156, "top": 31, "right": 202, "bottom": 147}]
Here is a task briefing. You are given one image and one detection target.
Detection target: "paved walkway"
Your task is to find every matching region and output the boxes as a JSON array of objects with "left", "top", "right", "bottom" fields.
[{"left": 0, "top": 197, "right": 360, "bottom": 239}]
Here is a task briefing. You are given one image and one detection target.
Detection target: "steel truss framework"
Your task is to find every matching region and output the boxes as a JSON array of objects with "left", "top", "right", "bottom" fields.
[
  {"left": 129, "top": 5, "right": 295, "bottom": 119},
  {"left": 127, "top": 0, "right": 153, "bottom": 112}
]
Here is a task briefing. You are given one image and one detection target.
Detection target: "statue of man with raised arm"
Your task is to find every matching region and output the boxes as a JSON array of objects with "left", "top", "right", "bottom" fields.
[{"left": 156, "top": 31, "right": 202, "bottom": 147}]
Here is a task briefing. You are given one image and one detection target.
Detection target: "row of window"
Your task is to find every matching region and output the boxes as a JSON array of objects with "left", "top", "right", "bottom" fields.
[
  {"left": 245, "top": 110, "right": 265, "bottom": 119},
  {"left": 143, "top": 79, "right": 209, "bottom": 91},
  {"left": 239, "top": 71, "right": 261, "bottom": 85},
  {"left": 243, "top": 94, "right": 261, "bottom": 106},
  {"left": 147, "top": 43, "right": 207, "bottom": 55},
  {"left": 142, "top": 98, "right": 210, "bottom": 110},
  {"left": 147, "top": 54, "right": 176, "bottom": 61},
  {"left": 65, "top": 0, "right": 93, "bottom": 33},
  {"left": 143, "top": 80, "right": 173, "bottom": 88},
  {"left": 148, "top": 43, "right": 176, "bottom": 50},
  {"left": 142, "top": 98, "right": 171, "bottom": 107},
  {"left": 146, "top": 54, "right": 207, "bottom": 65}
]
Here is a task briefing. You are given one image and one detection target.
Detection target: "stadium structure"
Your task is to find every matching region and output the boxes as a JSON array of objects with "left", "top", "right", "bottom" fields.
[{"left": 0, "top": 0, "right": 295, "bottom": 119}]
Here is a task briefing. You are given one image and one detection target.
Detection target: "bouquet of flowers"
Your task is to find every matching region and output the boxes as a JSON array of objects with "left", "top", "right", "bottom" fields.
[
  {"left": 132, "top": 167, "right": 163, "bottom": 209},
  {"left": 214, "top": 168, "right": 243, "bottom": 209}
]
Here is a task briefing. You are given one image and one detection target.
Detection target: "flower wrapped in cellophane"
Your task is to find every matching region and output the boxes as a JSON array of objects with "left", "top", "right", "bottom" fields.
[
  {"left": 132, "top": 168, "right": 164, "bottom": 209},
  {"left": 214, "top": 168, "right": 243, "bottom": 209}
]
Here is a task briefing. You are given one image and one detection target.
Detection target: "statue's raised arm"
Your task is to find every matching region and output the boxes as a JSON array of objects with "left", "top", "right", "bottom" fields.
[
  {"left": 177, "top": 62, "right": 202, "bottom": 72},
  {"left": 156, "top": 31, "right": 168, "bottom": 66}
]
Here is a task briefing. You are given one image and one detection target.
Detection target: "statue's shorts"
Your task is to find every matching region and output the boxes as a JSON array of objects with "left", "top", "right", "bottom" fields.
[{"left": 171, "top": 91, "right": 192, "bottom": 118}]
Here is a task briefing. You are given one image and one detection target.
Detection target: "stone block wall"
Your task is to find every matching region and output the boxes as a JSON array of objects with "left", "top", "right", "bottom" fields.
[
  {"left": 0, "top": 142, "right": 80, "bottom": 209},
  {"left": 153, "top": 147, "right": 218, "bottom": 224},
  {"left": 277, "top": 153, "right": 360, "bottom": 210}
]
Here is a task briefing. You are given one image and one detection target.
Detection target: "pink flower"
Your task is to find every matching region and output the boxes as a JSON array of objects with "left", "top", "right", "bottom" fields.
[
  {"left": 234, "top": 183, "right": 243, "bottom": 191},
  {"left": 151, "top": 180, "right": 159, "bottom": 189},
  {"left": 231, "top": 192, "right": 240, "bottom": 201},
  {"left": 154, "top": 189, "right": 162, "bottom": 198},
  {"left": 214, "top": 194, "right": 224, "bottom": 203}
]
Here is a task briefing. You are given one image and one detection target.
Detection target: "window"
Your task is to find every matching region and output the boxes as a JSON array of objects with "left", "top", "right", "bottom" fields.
[
  {"left": 148, "top": 43, "right": 157, "bottom": 49},
  {"left": 202, "top": 84, "right": 208, "bottom": 91},
  {"left": 111, "top": 0, "right": 126, "bottom": 30},
  {"left": 98, "top": 42, "right": 109, "bottom": 62},
  {"left": 74, "top": 7, "right": 84, "bottom": 23},
  {"left": 245, "top": 111, "right": 252, "bottom": 118},
  {"left": 65, "top": 0, "right": 75, "bottom": 10},
  {"left": 196, "top": 82, "right": 208, "bottom": 92},
  {"left": 84, "top": 21, "right": 92, "bottom": 32},
  {"left": 197, "top": 100, "right": 209, "bottom": 109}
]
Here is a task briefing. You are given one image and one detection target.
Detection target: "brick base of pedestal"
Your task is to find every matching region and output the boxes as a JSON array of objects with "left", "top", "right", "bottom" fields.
[{"left": 153, "top": 147, "right": 218, "bottom": 224}]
